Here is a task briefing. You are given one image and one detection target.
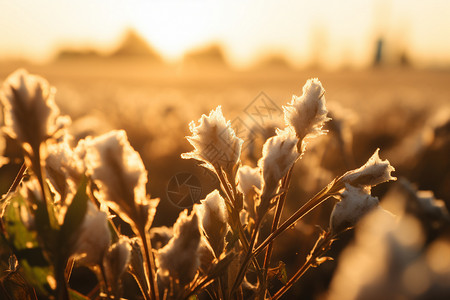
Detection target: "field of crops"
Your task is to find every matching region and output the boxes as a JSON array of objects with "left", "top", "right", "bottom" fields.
[{"left": 0, "top": 59, "right": 449, "bottom": 299}]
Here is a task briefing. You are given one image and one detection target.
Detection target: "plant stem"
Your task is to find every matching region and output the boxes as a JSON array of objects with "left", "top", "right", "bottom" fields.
[
  {"left": 5, "top": 162, "right": 27, "bottom": 197},
  {"left": 272, "top": 232, "right": 334, "bottom": 300},
  {"left": 138, "top": 226, "right": 159, "bottom": 300},
  {"left": 33, "top": 151, "right": 58, "bottom": 230},
  {"left": 0, "top": 162, "right": 27, "bottom": 234},
  {"left": 253, "top": 179, "right": 339, "bottom": 257},
  {"left": 229, "top": 217, "right": 261, "bottom": 297},
  {"left": 261, "top": 167, "right": 293, "bottom": 297},
  {"left": 215, "top": 166, "right": 264, "bottom": 286},
  {"left": 263, "top": 168, "right": 293, "bottom": 268},
  {"left": 55, "top": 261, "right": 70, "bottom": 300}
]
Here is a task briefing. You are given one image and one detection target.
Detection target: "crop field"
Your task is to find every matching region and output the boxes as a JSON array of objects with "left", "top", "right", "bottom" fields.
[{"left": 0, "top": 59, "right": 449, "bottom": 299}]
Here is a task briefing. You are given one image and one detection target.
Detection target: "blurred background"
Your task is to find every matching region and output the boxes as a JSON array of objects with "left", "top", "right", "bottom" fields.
[
  {"left": 1, "top": 1, "right": 449, "bottom": 298},
  {"left": 1, "top": 0, "right": 449, "bottom": 231}
]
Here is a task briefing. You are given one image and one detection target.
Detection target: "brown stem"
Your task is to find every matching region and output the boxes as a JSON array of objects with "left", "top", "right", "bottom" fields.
[
  {"left": 215, "top": 167, "right": 236, "bottom": 208},
  {"left": 253, "top": 179, "right": 339, "bottom": 257},
  {"left": 272, "top": 232, "right": 334, "bottom": 300},
  {"left": 32, "top": 151, "right": 58, "bottom": 230},
  {"left": 215, "top": 166, "right": 264, "bottom": 293},
  {"left": 263, "top": 168, "right": 293, "bottom": 269},
  {"left": 138, "top": 226, "right": 159, "bottom": 300},
  {"left": 229, "top": 217, "right": 261, "bottom": 297},
  {"left": 261, "top": 167, "right": 293, "bottom": 296},
  {"left": 180, "top": 275, "right": 214, "bottom": 300},
  {"left": 55, "top": 261, "right": 70, "bottom": 300},
  {"left": 5, "top": 162, "right": 27, "bottom": 196}
]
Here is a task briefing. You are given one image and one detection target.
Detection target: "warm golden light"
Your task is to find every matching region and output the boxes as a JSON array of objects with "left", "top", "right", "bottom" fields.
[{"left": 1, "top": 0, "right": 449, "bottom": 68}]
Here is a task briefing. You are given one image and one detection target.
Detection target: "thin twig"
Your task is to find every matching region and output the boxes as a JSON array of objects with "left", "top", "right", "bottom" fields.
[
  {"left": 272, "top": 232, "right": 334, "bottom": 300},
  {"left": 139, "top": 227, "right": 159, "bottom": 300},
  {"left": 215, "top": 166, "right": 264, "bottom": 287},
  {"left": 261, "top": 167, "right": 293, "bottom": 297},
  {"left": 253, "top": 179, "right": 339, "bottom": 257},
  {"left": 263, "top": 168, "right": 293, "bottom": 269},
  {"left": 4, "top": 162, "right": 27, "bottom": 197},
  {"left": 229, "top": 217, "right": 261, "bottom": 297}
]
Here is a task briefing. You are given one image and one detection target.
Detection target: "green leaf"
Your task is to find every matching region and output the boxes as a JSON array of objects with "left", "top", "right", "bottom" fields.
[
  {"left": 60, "top": 177, "right": 89, "bottom": 251},
  {"left": 3, "top": 193, "right": 54, "bottom": 297}
]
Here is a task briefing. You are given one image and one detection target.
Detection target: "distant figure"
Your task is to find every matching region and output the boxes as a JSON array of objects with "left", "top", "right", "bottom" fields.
[{"left": 373, "top": 38, "right": 384, "bottom": 66}]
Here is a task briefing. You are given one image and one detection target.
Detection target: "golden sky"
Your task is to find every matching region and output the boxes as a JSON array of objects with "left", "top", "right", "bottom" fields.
[{"left": 1, "top": 0, "right": 449, "bottom": 68}]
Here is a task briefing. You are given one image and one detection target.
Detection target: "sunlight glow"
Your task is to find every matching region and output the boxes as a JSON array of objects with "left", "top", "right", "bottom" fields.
[{"left": 0, "top": 0, "right": 449, "bottom": 68}]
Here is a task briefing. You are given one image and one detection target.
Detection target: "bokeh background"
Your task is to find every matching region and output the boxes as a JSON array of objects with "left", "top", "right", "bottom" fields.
[{"left": 1, "top": 1, "right": 449, "bottom": 299}]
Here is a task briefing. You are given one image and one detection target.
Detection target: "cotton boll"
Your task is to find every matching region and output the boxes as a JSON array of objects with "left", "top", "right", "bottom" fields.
[
  {"left": 258, "top": 127, "right": 299, "bottom": 214},
  {"left": 238, "top": 165, "right": 262, "bottom": 196},
  {"left": 330, "top": 184, "right": 380, "bottom": 234},
  {"left": 45, "top": 136, "right": 84, "bottom": 221},
  {"left": 195, "top": 190, "right": 228, "bottom": 257},
  {"left": 182, "top": 105, "right": 243, "bottom": 181},
  {"left": 338, "top": 149, "right": 396, "bottom": 189},
  {"left": 103, "top": 237, "right": 132, "bottom": 297},
  {"left": 150, "top": 226, "right": 173, "bottom": 250},
  {"left": 237, "top": 165, "right": 262, "bottom": 219},
  {"left": 70, "top": 202, "right": 111, "bottom": 266},
  {"left": 157, "top": 210, "right": 201, "bottom": 285},
  {"left": 283, "top": 78, "right": 330, "bottom": 152},
  {"left": 85, "top": 130, "right": 158, "bottom": 231},
  {"left": 0, "top": 69, "right": 65, "bottom": 158}
]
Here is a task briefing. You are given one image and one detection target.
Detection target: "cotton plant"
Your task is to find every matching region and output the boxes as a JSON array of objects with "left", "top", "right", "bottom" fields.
[
  {"left": 182, "top": 105, "right": 243, "bottom": 192},
  {"left": 237, "top": 165, "right": 262, "bottom": 220},
  {"left": 176, "top": 77, "right": 400, "bottom": 299},
  {"left": 194, "top": 190, "right": 228, "bottom": 257},
  {"left": 329, "top": 184, "right": 380, "bottom": 235},
  {"left": 156, "top": 210, "right": 201, "bottom": 292},
  {"left": 0, "top": 69, "right": 404, "bottom": 300},
  {"left": 0, "top": 69, "right": 86, "bottom": 299},
  {"left": 84, "top": 129, "right": 160, "bottom": 300},
  {"left": 0, "top": 70, "right": 155, "bottom": 300},
  {"left": 102, "top": 237, "right": 132, "bottom": 298},
  {"left": 284, "top": 78, "right": 330, "bottom": 152},
  {"left": 257, "top": 126, "right": 299, "bottom": 216}
]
